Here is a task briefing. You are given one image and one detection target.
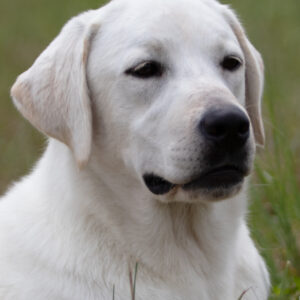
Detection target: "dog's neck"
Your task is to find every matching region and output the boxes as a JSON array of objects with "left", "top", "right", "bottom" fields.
[{"left": 33, "top": 139, "right": 247, "bottom": 285}]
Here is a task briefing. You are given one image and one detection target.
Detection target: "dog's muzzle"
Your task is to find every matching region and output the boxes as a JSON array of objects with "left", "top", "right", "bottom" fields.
[{"left": 143, "top": 106, "right": 252, "bottom": 196}]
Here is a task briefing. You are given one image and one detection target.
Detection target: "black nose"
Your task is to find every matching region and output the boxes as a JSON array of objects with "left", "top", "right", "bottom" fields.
[{"left": 199, "top": 106, "right": 250, "bottom": 147}]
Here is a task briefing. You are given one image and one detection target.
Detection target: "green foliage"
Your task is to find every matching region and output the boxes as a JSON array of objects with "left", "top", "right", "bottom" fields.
[
  {"left": 227, "top": 0, "right": 300, "bottom": 298},
  {"left": 0, "top": 0, "right": 299, "bottom": 298}
]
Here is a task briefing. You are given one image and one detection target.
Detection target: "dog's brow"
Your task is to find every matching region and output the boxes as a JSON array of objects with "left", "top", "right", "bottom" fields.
[{"left": 137, "top": 40, "right": 166, "bottom": 55}]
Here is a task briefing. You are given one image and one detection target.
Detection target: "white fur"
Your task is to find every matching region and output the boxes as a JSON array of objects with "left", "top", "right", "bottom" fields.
[{"left": 0, "top": 0, "right": 269, "bottom": 299}]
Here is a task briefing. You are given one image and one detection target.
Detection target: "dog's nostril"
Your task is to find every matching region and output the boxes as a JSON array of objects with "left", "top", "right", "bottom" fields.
[
  {"left": 199, "top": 106, "right": 250, "bottom": 146},
  {"left": 202, "top": 119, "right": 226, "bottom": 140}
]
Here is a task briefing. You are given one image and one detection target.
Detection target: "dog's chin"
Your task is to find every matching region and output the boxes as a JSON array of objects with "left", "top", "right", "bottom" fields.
[{"left": 143, "top": 166, "right": 248, "bottom": 202}]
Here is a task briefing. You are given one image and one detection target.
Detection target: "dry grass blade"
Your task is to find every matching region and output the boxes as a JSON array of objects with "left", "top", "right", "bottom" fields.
[
  {"left": 129, "top": 262, "right": 139, "bottom": 300},
  {"left": 237, "top": 287, "right": 251, "bottom": 300},
  {"left": 112, "top": 284, "right": 115, "bottom": 300}
]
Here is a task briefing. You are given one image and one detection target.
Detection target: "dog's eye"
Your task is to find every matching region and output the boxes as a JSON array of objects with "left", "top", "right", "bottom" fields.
[
  {"left": 125, "top": 61, "right": 164, "bottom": 79},
  {"left": 221, "top": 55, "right": 243, "bottom": 71}
]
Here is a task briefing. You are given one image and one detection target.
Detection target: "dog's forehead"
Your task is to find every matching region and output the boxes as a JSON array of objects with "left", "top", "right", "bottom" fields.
[{"left": 102, "top": 0, "right": 236, "bottom": 50}]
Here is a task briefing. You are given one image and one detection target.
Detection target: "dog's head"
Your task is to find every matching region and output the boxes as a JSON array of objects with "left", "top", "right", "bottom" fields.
[{"left": 11, "top": 0, "right": 264, "bottom": 203}]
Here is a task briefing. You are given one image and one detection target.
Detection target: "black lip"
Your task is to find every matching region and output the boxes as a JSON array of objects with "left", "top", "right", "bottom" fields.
[
  {"left": 182, "top": 166, "right": 245, "bottom": 191},
  {"left": 143, "top": 174, "right": 175, "bottom": 195},
  {"left": 143, "top": 166, "right": 246, "bottom": 195}
]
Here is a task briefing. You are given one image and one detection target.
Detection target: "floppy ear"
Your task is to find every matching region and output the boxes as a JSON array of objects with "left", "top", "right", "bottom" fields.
[
  {"left": 11, "top": 12, "right": 100, "bottom": 167},
  {"left": 223, "top": 8, "right": 265, "bottom": 147}
]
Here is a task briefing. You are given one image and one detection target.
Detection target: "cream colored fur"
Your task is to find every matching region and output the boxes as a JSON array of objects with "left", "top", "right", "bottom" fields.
[{"left": 0, "top": 0, "right": 269, "bottom": 299}]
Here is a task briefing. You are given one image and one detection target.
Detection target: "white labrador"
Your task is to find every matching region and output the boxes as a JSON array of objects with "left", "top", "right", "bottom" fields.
[{"left": 0, "top": 0, "right": 270, "bottom": 299}]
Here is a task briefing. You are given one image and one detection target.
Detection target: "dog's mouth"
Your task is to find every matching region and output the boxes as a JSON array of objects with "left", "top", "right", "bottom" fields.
[{"left": 143, "top": 165, "right": 247, "bottom": 196}]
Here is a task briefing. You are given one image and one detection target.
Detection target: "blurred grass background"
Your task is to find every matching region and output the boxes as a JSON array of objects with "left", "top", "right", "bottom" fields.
[{"left": 0, "top": 0, "right": 299, "bottom": 298}]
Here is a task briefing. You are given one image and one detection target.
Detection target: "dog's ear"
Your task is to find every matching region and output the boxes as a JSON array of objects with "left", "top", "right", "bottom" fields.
[
  {"left": 11, "top": 12, "right": 100, "bottom": 167},
  {"left": 223, "top": 8, "right": 265, "bottom": 147}
]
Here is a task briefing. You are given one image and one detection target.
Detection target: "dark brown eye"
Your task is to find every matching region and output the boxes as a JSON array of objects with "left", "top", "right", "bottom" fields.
[
  {"left": 221, "top": 55, "right": 243, "bottom": 71},
  {"left": 125, "top": 61, "right": 164, "bottom": 79}
]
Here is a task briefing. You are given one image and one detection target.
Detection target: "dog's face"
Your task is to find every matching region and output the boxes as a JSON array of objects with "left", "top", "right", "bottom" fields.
[{"left": 11, "top": 0, "right": 265, "bottom": 203}]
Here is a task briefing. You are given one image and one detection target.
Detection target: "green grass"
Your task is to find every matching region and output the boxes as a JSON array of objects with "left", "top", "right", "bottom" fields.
[
  {"left": 0, "top": 0, "right": 299, "bottom": 298},
  {"left": 228, "top": 1, "right": 300, "bottom": 298}
]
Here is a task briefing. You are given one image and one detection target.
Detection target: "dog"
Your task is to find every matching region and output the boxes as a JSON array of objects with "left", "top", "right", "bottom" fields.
[{"left": 0, "top": 0, "right": 270, "bottom": 299}]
